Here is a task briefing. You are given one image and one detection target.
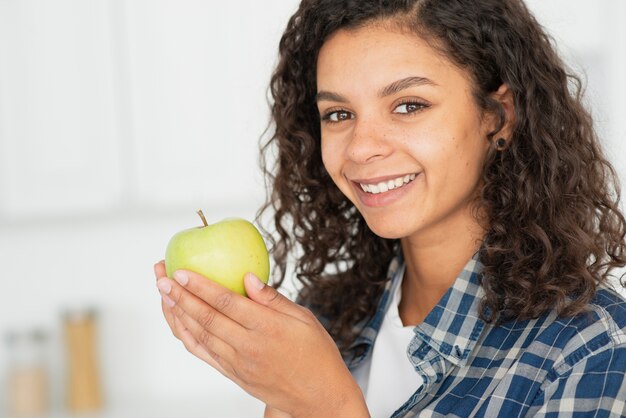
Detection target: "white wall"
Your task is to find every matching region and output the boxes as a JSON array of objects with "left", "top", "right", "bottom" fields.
[
  {"left": 527, "top": 0, "right": 626, "bottom": 180},
  {"left": 0, "top": 1, "right": 624, "bottom": 417}
]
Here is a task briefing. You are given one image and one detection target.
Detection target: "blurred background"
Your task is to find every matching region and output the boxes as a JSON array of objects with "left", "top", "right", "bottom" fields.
[{"left": 0, "top": 1, "right": 624, "bottom": 417}]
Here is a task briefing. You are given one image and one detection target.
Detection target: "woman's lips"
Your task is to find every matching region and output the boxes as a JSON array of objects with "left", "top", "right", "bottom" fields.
[
  {"left": 352, "top": 173, "right": 419, "bottom": 207},
  {"left": 357, "top": 173, "right": 417, "bottom": 194}
]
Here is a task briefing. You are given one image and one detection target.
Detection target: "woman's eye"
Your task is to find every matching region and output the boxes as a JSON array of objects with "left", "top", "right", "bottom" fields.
[
  {"left": 322, "top": 110, "right": 353, "bottom": 123},
  {"left": 394, "top": 102, "right": 428, "bottom": 114}
]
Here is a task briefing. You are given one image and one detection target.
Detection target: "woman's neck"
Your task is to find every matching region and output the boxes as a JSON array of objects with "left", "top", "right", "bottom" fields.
[{"left": 398, "top": 215, "right": 485, "bottom": 326}]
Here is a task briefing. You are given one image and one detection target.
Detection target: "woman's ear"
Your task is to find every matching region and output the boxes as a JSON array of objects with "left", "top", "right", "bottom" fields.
[{"left": 490, "top": 83, "right": 516, "bottom": 142}]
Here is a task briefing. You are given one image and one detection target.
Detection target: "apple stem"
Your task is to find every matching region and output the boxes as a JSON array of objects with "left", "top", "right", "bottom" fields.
[{"left": 197, "top": 210, "right": 208, "bottom": 227}]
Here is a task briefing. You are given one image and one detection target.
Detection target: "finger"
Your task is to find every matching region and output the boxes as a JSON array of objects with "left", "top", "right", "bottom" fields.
[
  {"left": 244, "top": 273, "right": 307, "bottom": 319},
  {"left": 158, "top": 263, "right": 181, "bottom": 340},
  {"left": 154, "top": 260, "right": 166, "bottom": 280},
  {"left": 159, "top": 276, "right": 245, "bottom": 390},
  {"left": 171, "top": 306, "right": 239, "bottom": 375},
  {"left": 161, "top": 296, "right": 181, "bottom": 340},
  {"left": 165, "top": 300, "right": 248, "bottom": 398},
  {"left": 172, "top": 315, "right": 231, "bottom": 375},
  {"left": 172, "top": 270, "right": 297, "bottom": 328},
  {"left": 157, "top": 277, "right": 246, "bottom": 347},
  {"left": 173, "top": 316, "right": 249, "bottom": 392}
]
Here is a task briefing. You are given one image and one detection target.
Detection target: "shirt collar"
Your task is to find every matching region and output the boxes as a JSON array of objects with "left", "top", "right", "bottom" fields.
[
  {"left": 346, "top": 251, "right": 488, "bottom": 369},
  {"left": 412, "top": 253, "right": 487, "bottom": 367}
]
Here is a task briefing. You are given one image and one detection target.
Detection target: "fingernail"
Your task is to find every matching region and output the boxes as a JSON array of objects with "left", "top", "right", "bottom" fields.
[
  {"left": 245, "top": 273, "right": 265, "bottom": 290},
  {"left": 157, "top": 278, "right": 172, "bottom": 294},
  {"left": 174, "top": 271, "right": 189, "bottom": 286},
  {"left": 163, "top": 295, "right": 175, "bottom": 308}
]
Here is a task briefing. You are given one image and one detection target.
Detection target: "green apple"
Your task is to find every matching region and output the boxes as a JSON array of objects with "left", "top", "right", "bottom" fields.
[{"left": 165, "top": 210, "right": 270, "bottom": 296}]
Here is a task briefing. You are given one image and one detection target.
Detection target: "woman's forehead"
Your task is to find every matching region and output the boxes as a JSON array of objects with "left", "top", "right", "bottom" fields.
[{"left": 316, "top": 25, "right": 470, "bottom": 96}]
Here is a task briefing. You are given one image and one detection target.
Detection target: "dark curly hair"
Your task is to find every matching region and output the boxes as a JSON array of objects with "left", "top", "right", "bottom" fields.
[{"left": 256, "top": 0, "right": 626, "bottom": 354}]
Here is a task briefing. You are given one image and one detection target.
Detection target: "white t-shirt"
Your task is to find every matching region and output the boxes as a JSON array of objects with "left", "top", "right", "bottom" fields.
[{"left": 352, "top": 266, "right": 424, "bottom": 417}]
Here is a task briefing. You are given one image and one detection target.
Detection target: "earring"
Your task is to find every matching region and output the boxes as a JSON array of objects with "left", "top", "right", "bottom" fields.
[{"left": 495, "top": 137, "right": 507, "bottom": 150}]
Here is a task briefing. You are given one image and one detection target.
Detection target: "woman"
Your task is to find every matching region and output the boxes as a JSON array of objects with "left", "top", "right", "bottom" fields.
[{"left": 155, "top": 0, "right": 626, "bottom": 416}]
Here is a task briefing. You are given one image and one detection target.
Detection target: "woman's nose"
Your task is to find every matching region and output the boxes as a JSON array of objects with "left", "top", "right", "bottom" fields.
[{"left": 346, "top": 116, "right": 393, "bottom": 164}]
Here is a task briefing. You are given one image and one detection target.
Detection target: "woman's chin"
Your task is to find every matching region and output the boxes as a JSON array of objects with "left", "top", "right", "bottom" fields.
[{"left": 364, "top": 219, "right": 411, "bottom": 240}]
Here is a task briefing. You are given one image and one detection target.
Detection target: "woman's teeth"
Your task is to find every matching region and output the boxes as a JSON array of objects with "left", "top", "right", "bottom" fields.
[{"left": 360, "top": 173, "right": 417, "bottom": 194}]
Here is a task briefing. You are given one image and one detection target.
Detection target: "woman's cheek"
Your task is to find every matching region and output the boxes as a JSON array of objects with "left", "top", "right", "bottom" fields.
[{"left": 321, "top": 140, "right": 341, "bottom": 178}]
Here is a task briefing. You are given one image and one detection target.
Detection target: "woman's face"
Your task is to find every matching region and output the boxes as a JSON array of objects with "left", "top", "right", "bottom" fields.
[{"left": 317, "top": 24, "right": 493, "bottom": 241}]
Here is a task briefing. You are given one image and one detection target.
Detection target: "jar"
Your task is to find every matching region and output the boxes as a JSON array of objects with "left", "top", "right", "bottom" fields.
[{"left": 5, "top": 329, "right": 49, "bottom": 417}]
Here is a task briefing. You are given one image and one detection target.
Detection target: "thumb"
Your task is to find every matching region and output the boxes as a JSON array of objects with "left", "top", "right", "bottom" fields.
[{"left": 244, "top": 272, "right": 292, "bottom": 314}]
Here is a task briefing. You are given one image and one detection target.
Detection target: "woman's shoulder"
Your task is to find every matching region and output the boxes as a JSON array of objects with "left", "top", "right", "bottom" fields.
[
  {"left": 574, "top": 284, "right": 626, "bottom": 345},
  {"left": 534, "top": 284, "right": 626, "bottom": 377},
  {"left": 484, "top": 285, "right": 626, "bottom": 379},
  {"left": 590, "top": 284, "right": 626, "bottom": 331},
  {"left": 579, "top": 284, "right": 626, "bottom": 349}
]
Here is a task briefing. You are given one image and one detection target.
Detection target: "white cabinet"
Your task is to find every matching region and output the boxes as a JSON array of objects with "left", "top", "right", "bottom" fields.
[
  {"left": 0, "top": 0, "right": 300, "bottom": 223},
  {"left": 0, "top": 0, "right": 123, "bottom": 220},
  {"left": 123, "top": 0, "right": 298, "bottom": 211}
]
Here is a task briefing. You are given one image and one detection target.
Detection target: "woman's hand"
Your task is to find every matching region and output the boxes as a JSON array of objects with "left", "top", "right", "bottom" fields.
[
  {"left": 153, "top": 261, "right": 369, "bottom": 418},
  {"left": 264, "top": 405, "right": 295, "bottom": 418}
]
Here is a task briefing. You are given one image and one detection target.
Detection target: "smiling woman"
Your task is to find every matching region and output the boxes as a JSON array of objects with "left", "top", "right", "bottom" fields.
[{"left": 155, "top": 0, "right": 626, "bottom": 417}]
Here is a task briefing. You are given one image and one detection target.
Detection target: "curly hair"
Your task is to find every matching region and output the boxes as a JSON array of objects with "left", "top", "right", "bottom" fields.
[{"left": 256, "top": 0, "right": 626, "bottom": 354}]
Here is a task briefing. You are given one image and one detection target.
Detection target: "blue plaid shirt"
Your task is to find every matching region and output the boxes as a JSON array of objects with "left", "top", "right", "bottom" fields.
[{"left": 343, "top": 253, "right": 626, "bottom": 417}]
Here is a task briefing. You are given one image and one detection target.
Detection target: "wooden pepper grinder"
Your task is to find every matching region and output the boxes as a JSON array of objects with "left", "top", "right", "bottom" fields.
[{"left": 63, "top": 309, "right": 103, "bottom": 413}]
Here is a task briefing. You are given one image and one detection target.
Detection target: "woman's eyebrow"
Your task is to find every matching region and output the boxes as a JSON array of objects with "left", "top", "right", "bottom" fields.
[
  {"left": 378, "top": 76, "right": 437, "bottom": 98},
  {"left": 316, "top": 76, "right": 437, "bottom": 103},
  {"left": 315, "top": 91, "right": 348, "bottom": 103}
]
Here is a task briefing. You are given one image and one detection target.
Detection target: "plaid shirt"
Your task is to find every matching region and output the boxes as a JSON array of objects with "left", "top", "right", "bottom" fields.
[{"left": 343, "top": 253, "right": 626, "bottom": 417}]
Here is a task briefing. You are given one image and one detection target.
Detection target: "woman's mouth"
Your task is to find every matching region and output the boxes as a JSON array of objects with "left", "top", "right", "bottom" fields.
[{"left": 358, "top": 173, "right": 417, "bottom": 194}]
